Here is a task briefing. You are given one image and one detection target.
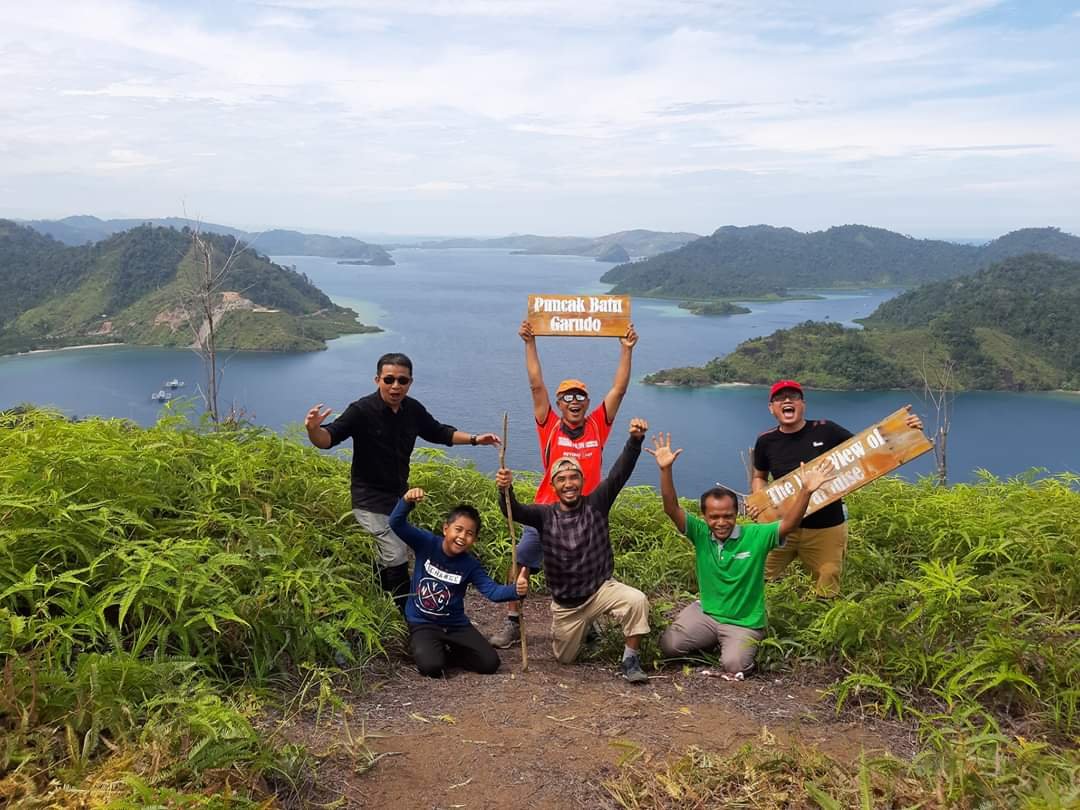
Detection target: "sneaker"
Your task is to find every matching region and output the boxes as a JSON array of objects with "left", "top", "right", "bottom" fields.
[
  {"left": 489, "top": 618, "right": 520, "bottom": 649},
  {"left": 621, "top": 655, "right": 649, "bottom": 685}
]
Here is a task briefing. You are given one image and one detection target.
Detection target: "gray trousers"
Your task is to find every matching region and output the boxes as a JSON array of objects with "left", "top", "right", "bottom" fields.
[
  {"left": 659, "top": 601, "right": 765, "bottom": 674},
  {"left": 353, "top": 508, "right": 409, "bottom": 568}
]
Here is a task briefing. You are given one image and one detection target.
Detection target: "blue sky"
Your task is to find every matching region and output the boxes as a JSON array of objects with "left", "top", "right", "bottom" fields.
[{"left": 1, "top": 0, "right": 1078, "bottom": 239}]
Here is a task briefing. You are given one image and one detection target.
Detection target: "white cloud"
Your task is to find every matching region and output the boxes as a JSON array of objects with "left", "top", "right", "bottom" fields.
[{"left": 0, "top": 0, "right": 1077, "bottom": 234}]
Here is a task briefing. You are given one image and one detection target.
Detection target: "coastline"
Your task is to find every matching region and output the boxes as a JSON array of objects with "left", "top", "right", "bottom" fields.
[{"left": 13, "top": 342, "right": 126, "bottom": 357}]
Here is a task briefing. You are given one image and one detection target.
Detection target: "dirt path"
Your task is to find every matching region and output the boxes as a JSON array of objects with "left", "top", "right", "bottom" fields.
[{"left": 286, "top": 596, "right": 916, "bottom": 809}]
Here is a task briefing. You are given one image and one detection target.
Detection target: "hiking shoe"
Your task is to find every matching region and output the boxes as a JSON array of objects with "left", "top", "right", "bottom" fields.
[
  {"left": 489, "top": 618, "right": 520, "bottom": 649},
  {"left": 621, "top": 656, "right": 649, "bottom": 685}
]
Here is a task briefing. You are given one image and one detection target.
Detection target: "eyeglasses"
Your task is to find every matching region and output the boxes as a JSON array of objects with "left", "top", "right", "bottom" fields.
[
  {"left": 381, "top": 375, "right": 412, "bottom": 386},
  {"left": 770, "top": 393, "right": 802, "bottom": 403},
  {"left": 559, "top": 393, "right": 588, "bottom": 403}
]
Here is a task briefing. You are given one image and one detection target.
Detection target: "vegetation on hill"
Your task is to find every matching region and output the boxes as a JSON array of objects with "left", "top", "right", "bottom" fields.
[
  {"left": 603, "top": 224, "right": 1080, "bottom": 299},
  {"left": 646, "top": 254, "right": 1080, "bottom": 391},
  {"left": 0, "top": 220, "right": 379, "bottom": 354},
  {"left": 23, "top": 215, "right": 394, "bottom": 263},
  {"left": 421, "top": 229, "right": 700, "bottom": 259},
  {"left": 2, "top": 410, "right": 1076, "bottom": 806}
]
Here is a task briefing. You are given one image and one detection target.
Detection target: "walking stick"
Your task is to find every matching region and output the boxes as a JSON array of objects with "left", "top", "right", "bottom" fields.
[{"left": 500, "top": 411, "right": 528, "bottom": 671}]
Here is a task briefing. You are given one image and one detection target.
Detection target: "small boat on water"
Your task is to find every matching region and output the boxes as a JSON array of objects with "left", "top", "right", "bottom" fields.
[
  {"left": 165, "top": 379, "right": 185, "bottom": 389},
  {"left": 151, "top": 390, "right": 172, "bottom": 402}
]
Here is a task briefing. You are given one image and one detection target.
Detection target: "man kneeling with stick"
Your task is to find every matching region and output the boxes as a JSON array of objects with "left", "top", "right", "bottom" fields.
[
  {"left": 496, "top": 418, "right": 652, "bottom": 684},
  {"left": 649, "top": 432, "right": 834, "bottom": 679}
]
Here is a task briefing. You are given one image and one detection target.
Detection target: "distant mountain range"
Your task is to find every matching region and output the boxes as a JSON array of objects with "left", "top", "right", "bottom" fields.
[
  {"left": 0, "top": 220, "right": 378, "bottom": 355},
  {"left": 645, "top": 253, "right": 1080, "bottom": 392},
  {"left": 601, "top": 225, "right": 1080, "bottom": 298},
  {"left": 415, "top": 229, "right": 701, "bottom": 260},
  {"left": 23, "top": 215, "right": 394, "bottom": 264}
]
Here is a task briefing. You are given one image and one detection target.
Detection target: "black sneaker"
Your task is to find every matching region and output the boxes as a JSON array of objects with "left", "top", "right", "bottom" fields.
[{"left": 621, "top": 655, "right": 649, "bottom": 684}]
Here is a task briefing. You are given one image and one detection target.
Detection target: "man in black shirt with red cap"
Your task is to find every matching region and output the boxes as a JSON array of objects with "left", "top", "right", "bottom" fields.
[{"left": 751, "top": 380, "right": 922, "bottom": 597}]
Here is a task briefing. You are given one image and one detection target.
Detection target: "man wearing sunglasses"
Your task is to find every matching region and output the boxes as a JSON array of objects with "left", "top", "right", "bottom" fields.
[
  {"left": 305, "top": 352, "right": 501, "bottom": 613},
  {"left": 489, "top": 319, "right": 638, "bottom": 649},
  {"left": 751, "top": 380, "right": 922, "bottom": 597}
]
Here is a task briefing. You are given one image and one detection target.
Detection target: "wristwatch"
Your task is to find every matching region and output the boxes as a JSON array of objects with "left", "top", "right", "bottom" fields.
[{"left": 470, "top": 434, "right": 478, "bottom": 446}]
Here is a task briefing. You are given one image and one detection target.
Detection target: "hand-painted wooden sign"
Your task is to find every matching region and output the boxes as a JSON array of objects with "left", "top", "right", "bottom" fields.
[
  {"left": 527, "top": 294, "right": 632, "bottom": 337},
  {"left": 745, "top": 407, "right": 933, "bottom": 524}
]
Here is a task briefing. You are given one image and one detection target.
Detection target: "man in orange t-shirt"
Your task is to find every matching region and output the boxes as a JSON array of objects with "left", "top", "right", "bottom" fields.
[{"left": 488, "top": 319, "right": 638, "bottom": 648}]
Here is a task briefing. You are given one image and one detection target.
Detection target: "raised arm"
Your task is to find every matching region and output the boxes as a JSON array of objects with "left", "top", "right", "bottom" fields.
[
  {"left": 645, "top": 432, "right": 686, "bottom": 534},
  {"left": 520, "top": 320, "right": 551, "bottom": 423},
  {"left": 589, "top": 417, "right": 648, "bottom": 513},
  {"left": 388, "top": 489, "right": 439, "bottom": 554},
  {"left": 602, "top": 324, "right": 638, "bottom": 424},
  {"left": 304, "top": 403, "right": 334, "bottom": 449},
  {"left": 775, "top": 461, "right": 835, "bottom": 538}
]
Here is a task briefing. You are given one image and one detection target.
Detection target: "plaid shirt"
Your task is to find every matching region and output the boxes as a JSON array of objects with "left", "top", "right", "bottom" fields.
[{"left": 502, "top": 435, "right": 643, "bottom": 607}]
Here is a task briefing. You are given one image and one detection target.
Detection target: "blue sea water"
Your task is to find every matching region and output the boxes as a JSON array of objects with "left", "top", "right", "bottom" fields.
[{"left": 1, "top": 248, "right": 1077, "bottom": 496}]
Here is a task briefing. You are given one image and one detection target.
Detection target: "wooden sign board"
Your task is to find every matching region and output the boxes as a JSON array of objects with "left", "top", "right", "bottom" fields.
[
  {"left": 745, "top": 407, "right": 933, "bottom": 524},
  {"left": 527, "top": 294, "right": 631, "bottom": 337}
]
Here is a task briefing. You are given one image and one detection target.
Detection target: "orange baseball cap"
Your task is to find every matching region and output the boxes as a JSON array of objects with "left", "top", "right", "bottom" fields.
[{"left": 556, "top": 378, "right": 589, "bottom": 396}]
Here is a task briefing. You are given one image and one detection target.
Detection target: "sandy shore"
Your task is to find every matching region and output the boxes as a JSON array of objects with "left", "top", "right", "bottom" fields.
[{"left": 14, "top": 342, "right": 126, "bottom": 357}]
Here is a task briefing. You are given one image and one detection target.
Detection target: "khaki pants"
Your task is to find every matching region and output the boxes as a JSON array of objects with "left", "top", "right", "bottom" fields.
[
  {"left": 659, "top": 601, "right": 764, "bottom": 674},
  {"left": 550, "top": 579, "right": 650, "bottom": 664},
  {"left": 765, "top": 522, "right": 848, "bottom": 597}
]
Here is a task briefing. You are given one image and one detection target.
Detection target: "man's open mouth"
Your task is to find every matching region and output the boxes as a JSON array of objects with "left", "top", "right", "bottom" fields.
[{"left": 782, "top": 405, "right": 796, "bottom": 417}]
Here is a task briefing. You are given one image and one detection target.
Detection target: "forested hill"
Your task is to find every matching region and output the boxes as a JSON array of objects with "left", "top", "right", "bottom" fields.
[
  {"left": 417, "top": 229, "right": 700, "bottom": 259},
  {"left": 644, "top": 253, "right": 1080, "bottom": 391},
  {"left": 24, "top": 215, "right": 394, "bottom": 264},
  {"left": 601, "top": 224, "right": 1080, "bottom": 298},
  {"left": 0, "top": 220, "right": 378, "bottom": 354}
]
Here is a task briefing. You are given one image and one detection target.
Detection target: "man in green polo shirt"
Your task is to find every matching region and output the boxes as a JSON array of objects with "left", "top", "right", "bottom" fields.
[{"left": 647, "top": 432, "right": 833, "bottom": 678}]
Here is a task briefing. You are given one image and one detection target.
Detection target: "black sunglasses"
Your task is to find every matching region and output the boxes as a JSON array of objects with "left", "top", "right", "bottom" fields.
[
  {"left": 559, "top": 393, "right": 588, "bottom": 403},
  {"left": 381, "top": 375, "right": 412, "bottom": 386}
]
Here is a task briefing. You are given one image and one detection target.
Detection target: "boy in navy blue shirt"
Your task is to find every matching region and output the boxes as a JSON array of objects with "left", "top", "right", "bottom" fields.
[{"left": 389, "top": 488, "right": 528, "bottom": 677}]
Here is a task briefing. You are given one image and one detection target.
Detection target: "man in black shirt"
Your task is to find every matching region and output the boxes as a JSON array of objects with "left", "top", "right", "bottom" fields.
[
  {"left": 304, "top": 352, "right": 501, "bottom": 612},
  {"left": 751, "top": 380, "right": 922, "bottom": 597}
]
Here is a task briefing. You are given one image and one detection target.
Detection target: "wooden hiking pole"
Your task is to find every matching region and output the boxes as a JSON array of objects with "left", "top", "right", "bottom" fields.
[{"left": 500, "top": 411, "right": 528, "bottom": 671}]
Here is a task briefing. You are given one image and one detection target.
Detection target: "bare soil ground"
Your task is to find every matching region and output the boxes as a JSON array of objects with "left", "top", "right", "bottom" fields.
[{"left": 284, "top": 596, "right": 917, "bottom": 809}]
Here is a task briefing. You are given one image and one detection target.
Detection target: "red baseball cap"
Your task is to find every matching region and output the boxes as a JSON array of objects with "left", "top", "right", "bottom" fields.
[{"left": 769, "top": 380, "right": 803, "bottom": 399}]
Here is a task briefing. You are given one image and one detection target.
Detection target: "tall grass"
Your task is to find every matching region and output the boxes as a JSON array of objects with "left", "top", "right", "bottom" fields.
[
  {"left": 1, "top": 410, "right": 1077, "bottom": 805},
  {"left": 0, "top": 408, "right": 398, "bottom": 804}
]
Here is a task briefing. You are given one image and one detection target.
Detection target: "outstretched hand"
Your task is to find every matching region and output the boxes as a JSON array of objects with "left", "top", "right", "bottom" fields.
[
  {"left": 645, "top": 432, "right": 682, "bottom": 469},
  {"left": 404, "top": 487, "right": 426, "bottom": 503},
  {"left": 515, "top": 566, "right": 529, "bottom": 597},
  {"left": 628, "top": 417, "right": 649, "bottom": 438},
  {"left": 473, "top": 432, "right": 501, "bottom": 446},
  {"left": 799, "top": 460, "right": 836, "bottom": 493},
  {"left": 519, "top": 320, "right": 535, "bottom": 344},
  {"left": 304, "top": 404, "right": 332, "bottom": 431},
  {"left": 620, "top": 323, "right": 639, "bottom": 350},
  {"left": 496, "top": 467, "right": 514, "bottom": 489}
]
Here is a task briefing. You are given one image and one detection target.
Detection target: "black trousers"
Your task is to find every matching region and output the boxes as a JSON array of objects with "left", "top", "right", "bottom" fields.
[
  {"left": 379, "top": 562, "right": 411, "bottom": 616},
  {"left": 408, "top": 622, "right": 501, "bottom": 678}
]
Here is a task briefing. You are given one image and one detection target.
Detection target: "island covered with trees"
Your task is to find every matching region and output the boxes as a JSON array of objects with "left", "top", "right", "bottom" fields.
[
  {"left": 645, "top": 253, "right": 1080, "bottom": 391},
  {"left": 603, "top": 224, "right": 1080, "bottom": 299},
  {"left": 0, "top": 220, "right": 380, "bottom": 355}
]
